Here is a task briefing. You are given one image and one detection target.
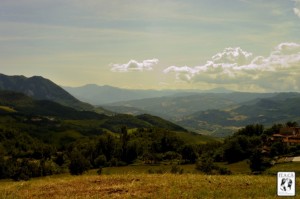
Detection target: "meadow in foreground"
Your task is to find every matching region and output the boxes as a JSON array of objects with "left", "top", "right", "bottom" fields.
[{"left": 1, "top": 172, "right": 297, "bottom": 199}]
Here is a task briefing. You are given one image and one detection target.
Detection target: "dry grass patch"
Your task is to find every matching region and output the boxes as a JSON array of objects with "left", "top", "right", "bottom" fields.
[{"left": 0, "top": 174, "right": 298, "bottom": 199}]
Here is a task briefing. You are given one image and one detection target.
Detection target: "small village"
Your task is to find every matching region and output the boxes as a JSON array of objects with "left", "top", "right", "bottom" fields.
[{"left": 270, "top": 126, "right": 300, "bottom": 163}]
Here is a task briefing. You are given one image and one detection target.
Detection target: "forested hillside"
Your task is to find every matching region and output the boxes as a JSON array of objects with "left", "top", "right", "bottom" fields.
[
  {"left": 0, "top": 74, "right": 102, "bottom": 112},
  {"left": 0, "top": 89, "right": 201, "bottom": 180}
]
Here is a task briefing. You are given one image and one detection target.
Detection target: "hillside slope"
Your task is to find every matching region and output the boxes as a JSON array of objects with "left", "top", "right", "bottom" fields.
[
  {"left": 0, "top": 90, "right": 187, "bottom": 132},
  {"left": 0, "top": 74, "right": 94, "bottom": 111},
  {"left": 0, "top": 90, "right": 108, "bottom": 120},
  {"left": 136, "top": 114, "right": 187, "bottom": 132}
]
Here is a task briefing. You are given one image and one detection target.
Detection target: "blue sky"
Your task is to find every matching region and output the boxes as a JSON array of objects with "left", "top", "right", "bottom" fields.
[{"left": 1, "top": 0, "right": 300, "bottom": 91}]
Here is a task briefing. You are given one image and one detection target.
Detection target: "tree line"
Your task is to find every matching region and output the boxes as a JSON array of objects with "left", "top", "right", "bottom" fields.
[{"left": 1, "top": 122, "right": 300, "bottom": 180}]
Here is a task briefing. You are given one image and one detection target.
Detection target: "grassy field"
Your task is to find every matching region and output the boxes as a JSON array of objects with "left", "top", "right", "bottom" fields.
[
  {"left": 0, "top": 173, "right": 291, "bottom": 199},
  {"left": 216, "top": 160, "right": 251, "bottom": 174},
  {"left": 265, "top": 162, "right": 300, "bottom": 175},
  {"left": 1, "top": 162, "right": 299, "bottom": 199}
]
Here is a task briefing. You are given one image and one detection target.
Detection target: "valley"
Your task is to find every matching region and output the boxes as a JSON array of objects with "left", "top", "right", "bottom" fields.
[
  {"left": 1, "top": 73, "right": 300, "bottom": 199},
  {"left": 67, "top": 84, "right": 300, "bottom": 137}
]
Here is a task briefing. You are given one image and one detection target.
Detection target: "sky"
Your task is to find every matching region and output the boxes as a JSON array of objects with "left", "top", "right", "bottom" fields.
[{"left": 0, "top": 0, "right": 300, "bottom": 92}]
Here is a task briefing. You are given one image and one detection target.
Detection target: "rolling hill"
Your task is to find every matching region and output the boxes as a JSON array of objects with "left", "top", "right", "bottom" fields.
[
  {"left": 179, "top": 92, "right": 300, "bottom": 135},
  {"left": 63, "top": 84, "right": 236, "bottom": 105},
  {"left": 0, "top": 90, "right": 187, "bottom": 132}
]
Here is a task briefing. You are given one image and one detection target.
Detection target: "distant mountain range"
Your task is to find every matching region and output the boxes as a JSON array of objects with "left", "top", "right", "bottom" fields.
[
  {"left": 63, "top": 84, "right": 178, "bottom": 105},
  {"left": 104, "top": 92, "right": 277, "bottom": 119},
  {"left": 63, "top": 84, "right": 234, "bottom": 105}
]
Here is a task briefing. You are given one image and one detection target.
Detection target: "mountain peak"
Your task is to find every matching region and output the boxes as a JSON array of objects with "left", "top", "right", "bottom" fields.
[{"left": 0, "top": 73, "right": 94, "bottom": 111}]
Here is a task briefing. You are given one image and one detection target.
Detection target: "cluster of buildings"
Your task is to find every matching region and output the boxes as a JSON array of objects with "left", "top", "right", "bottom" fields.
[{"left": 271, "top": 127, "right": 300, "bottom": 145}]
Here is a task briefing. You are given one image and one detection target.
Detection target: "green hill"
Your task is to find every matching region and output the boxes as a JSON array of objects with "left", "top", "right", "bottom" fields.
[
  {"left": 136, "top": 114, "right": 187, "bottom": 132},
  {"left": 100, "top": 114, "right": 152, "bottom": 132},
  {"left": 100, "top": 114, "right": 187, "bottom": 133},
  {"left": 0, "top": 90, "right": 187, "bottom": 133}
]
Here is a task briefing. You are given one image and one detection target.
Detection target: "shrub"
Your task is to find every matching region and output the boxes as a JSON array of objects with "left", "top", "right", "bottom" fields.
[
  {"left": 196, "top": 156, "right": 232, "bottom": 175},
  {"left": 11, "top": 159, "right": 31, "bottom": 181},
  {"left": 97, "top": 167, "right": 102, "bottom": 175},
  {"left": 170, "top": 165, "right": 184, "bottom": 174},
  {"left": 94, "top": 155, "right": 107, "bottom": 167},
  {"left": 195, "top": 156, "right": 214, "bottom": 174},
  {"left": 249, "top": 150, "right": 271, "bottom": 173},
  {"left": 163, "top": 151, "right": 182, "bottom": 161},
  {"left": 41, "top": 159, "right": 60, "bottom": 176},
  {"left": 216, "top": 167, "right": 232, "bottom": 175},
  {"left": 69, "top": 150, "right": 90, "bottom": 175}
]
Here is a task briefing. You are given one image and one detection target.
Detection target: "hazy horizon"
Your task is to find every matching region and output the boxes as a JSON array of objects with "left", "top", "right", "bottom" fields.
[{"left": 1, "top": 0, "right": 300, "bottom": 92}]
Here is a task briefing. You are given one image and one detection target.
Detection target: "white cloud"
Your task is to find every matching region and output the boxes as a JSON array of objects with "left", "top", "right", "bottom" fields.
[
  {"left": 164, "top": 43, "right": 300, "bottom": 91},
  {"left": 274, "top": 42, "right": 300, "bottom": 54},
  {"left": 111, "top": 58, "right": 159, "bottom": 72},
  {"left": 211, "top": 47, "right": 253, "bottom": 65},
  {"left": 164, "top": 47, "right": 254, "bottom": 81},
  {"left": 293, "top": 0, "right": 300, "bottom": 18},
  {"left": 293, "top": 8, "right": 300, "bottom": 17}
]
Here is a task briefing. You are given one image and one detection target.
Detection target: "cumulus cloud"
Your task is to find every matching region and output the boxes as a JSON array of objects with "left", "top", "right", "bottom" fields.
[
  {"left": 164, "top": 47, "right": 254, "bottom": 81},
  {"left": 111, "top": 58, "right": 159, "bottom": 72},
  {"left": 164, "top": 42, "right": 300, "bottom": 91}
]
